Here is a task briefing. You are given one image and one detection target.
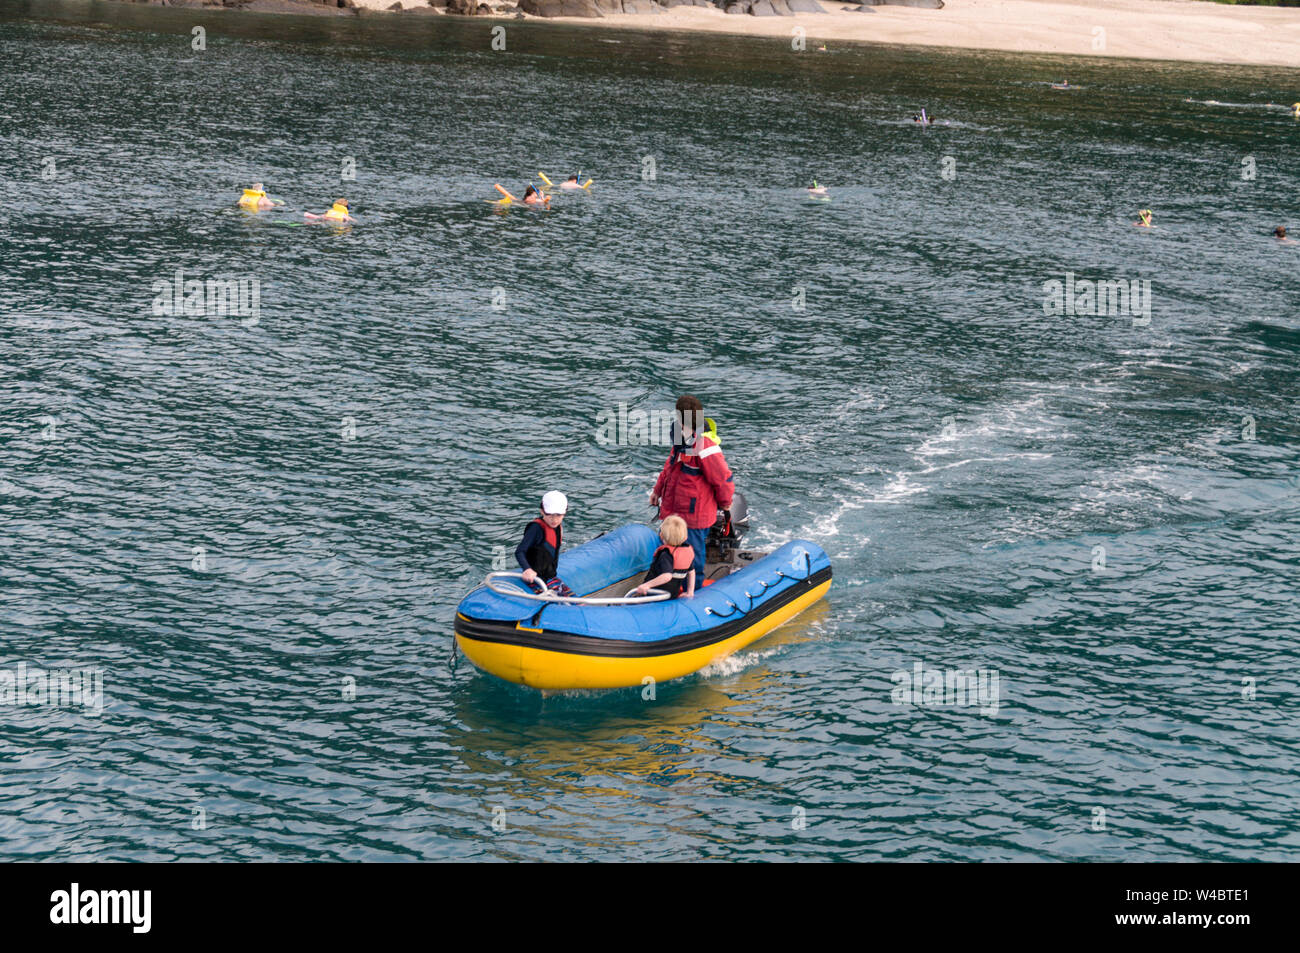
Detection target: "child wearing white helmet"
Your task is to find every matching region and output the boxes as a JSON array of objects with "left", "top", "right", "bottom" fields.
[{"left": 515, "top": 491, "right": 573, "bottom": 597}]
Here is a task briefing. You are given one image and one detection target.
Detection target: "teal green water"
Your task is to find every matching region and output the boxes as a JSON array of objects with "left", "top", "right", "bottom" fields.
[{"left": 2, "top": 0, "right": 1298, "bottom": 861}]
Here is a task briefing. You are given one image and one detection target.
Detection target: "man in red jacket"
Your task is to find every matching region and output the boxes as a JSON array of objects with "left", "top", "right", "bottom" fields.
[{"left": 650, "top": 395, "right": 735, "bottom": 580}]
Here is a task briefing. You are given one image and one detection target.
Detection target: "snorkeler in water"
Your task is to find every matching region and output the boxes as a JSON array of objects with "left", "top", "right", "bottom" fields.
[
  {"left": 1134, "top": 209, "right": 1154, "bottom": 228},
  {"left": 237, "top": 183, "right": 280, "bottom": 211},
  {"left": 912, "top": 109, "right": 933, "bottom": 125},
  {"left": 523, "top": 185, "right": 549, "bottom": 206},
  {"left": 1275, "top": 226, "right": 1294, "bottom": 243},
  {"left": 807, "top": 181, "right": 829, "bottom": 197},
  {"left": 305, "top": 198, "right": 355, "bottom": 224}
]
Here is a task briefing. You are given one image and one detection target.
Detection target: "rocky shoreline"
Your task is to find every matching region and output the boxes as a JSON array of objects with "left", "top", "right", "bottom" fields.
[
  {"left": 88, "top": 0, "right": 1300, "bottom": 68},
  {"left": 117, "top": 0, "right": 944, "bottom": 18}
]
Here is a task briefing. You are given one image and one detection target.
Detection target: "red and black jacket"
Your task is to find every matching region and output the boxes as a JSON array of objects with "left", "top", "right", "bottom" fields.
[
  {"left": 516, "top": 518, "right": 562, "bottom": 581},
  {"left": 652, "top": 433, "right": 735, "bottom": 530}
]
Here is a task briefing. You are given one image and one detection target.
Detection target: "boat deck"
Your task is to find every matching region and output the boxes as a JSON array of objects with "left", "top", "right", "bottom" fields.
[{"left": 582, "top": 549, "right": 769, "bottom": 600}]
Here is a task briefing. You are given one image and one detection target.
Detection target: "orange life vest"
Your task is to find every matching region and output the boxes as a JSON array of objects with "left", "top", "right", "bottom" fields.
[
  {"left": 648, "top": 544, "right": 694, "bottom": 598},
  {"left": 656, "top": 544, "right": 694, "bottom": 578}
]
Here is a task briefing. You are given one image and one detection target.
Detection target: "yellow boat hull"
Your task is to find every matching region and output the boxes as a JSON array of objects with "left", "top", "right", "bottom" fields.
[{"left": 456, "top": 578, "right": 831, "bottom": 691}]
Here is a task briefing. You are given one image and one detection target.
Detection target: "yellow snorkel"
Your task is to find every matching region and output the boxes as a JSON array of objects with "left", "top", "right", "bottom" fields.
[{"left": 704, "top": 417, "right": 720, "bottom": 446}]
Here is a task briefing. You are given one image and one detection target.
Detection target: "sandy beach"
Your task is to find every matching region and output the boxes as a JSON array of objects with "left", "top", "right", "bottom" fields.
[{"left": 354, "top": 0, "right": 1300, "bottom": 68}]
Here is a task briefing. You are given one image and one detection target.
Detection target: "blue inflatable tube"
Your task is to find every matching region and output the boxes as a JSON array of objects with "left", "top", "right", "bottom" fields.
[{"left": 454, "top": 525, "right": 833, "bottom": 690}]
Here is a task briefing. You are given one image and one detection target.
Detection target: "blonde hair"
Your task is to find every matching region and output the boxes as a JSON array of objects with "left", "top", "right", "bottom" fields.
[{"left": 660, "top": 515, "right": 688, "bottom": 547}]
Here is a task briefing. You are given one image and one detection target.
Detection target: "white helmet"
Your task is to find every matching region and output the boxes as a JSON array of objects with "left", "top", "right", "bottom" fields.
[{"left": 541, "top": 491, "right": 568, "bottom": 515}]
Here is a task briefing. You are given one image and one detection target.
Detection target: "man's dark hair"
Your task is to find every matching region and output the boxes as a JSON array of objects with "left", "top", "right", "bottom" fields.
[{"left": 675, "top": 395, "right": 705, "bottom": 437}]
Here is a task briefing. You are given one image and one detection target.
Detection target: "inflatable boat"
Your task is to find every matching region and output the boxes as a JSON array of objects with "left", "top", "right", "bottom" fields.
[{"left": 454, "top": 503, "right": 832, "bottom": 690}]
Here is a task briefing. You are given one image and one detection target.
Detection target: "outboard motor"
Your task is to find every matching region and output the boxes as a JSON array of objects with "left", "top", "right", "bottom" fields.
[{"left": 706, "top": 492, "right": 748, "bottom": 564}]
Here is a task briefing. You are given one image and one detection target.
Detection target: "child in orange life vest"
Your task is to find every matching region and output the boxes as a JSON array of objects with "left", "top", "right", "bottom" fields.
[
  {"left": 516, "top": 491, "right": 573, "bottom": 597},
  {"left": 635, "top": 515, "right": 695, "bottom": 599}
]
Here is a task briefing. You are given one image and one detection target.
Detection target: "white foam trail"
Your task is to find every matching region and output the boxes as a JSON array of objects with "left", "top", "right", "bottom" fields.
[
  {"left": 697, "top": 644, "right": 785, "bottom": 679},
  {"left": 861, "top": 473, "right": 928, "bottom": 504},
  {"left": 908, "top": 453, "right": 1054, "bottom": 480},
  {"left": 912, "top": 398, "right": 1058, "bottom": 460}
]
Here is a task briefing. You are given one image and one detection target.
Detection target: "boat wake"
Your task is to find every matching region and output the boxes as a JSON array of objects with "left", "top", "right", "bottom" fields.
[{"left": 696, "top": 644, "right": 787, "bottom": 680}]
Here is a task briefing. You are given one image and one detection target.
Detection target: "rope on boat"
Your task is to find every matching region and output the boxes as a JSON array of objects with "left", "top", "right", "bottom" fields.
[
  {"left": 705, "top": 548, "right": 813, "bottom": 617},
  {"left": 774, "top": 547, "right": 813, "bottom": 582},
  {"left": 706, "top": 599, "right": 744, "bottom": 618}
]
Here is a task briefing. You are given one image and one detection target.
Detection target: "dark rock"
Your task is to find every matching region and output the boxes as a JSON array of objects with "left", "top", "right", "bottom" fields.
[
  {"left": 724, "top": 0, "right": 747, "bottom": 11},
  {"left": 445, "top": 0, "right": 473, "bottom": 11},
  {"left": 237, "top": 0, "right": 352, "bottom": 12},
  {"left": 477, "top": 1, "right": 491, "bottom": 9},
  {"left": 748, "top": 0, "right": 782, "bottom": 14},
  {"left": 519, "top": 0, "right": 603, "bottom": 14},
  {"left": 861, "top": 0, "right": 943, "bottom": 6},
  {"left": 593, "top": 0, "right": 662, "bottom": 11},
  {"left": 784, "top": 0, "right": 825, "bottom": 10},
  {"left": 767, "top": 0, "right": 793, "bottom": 12},
  {"left": 844, "top": 3, "right": 875, "bottom": 9},
  {"left": 236, "top": 0, "right": 353, "bottom": 6}
]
